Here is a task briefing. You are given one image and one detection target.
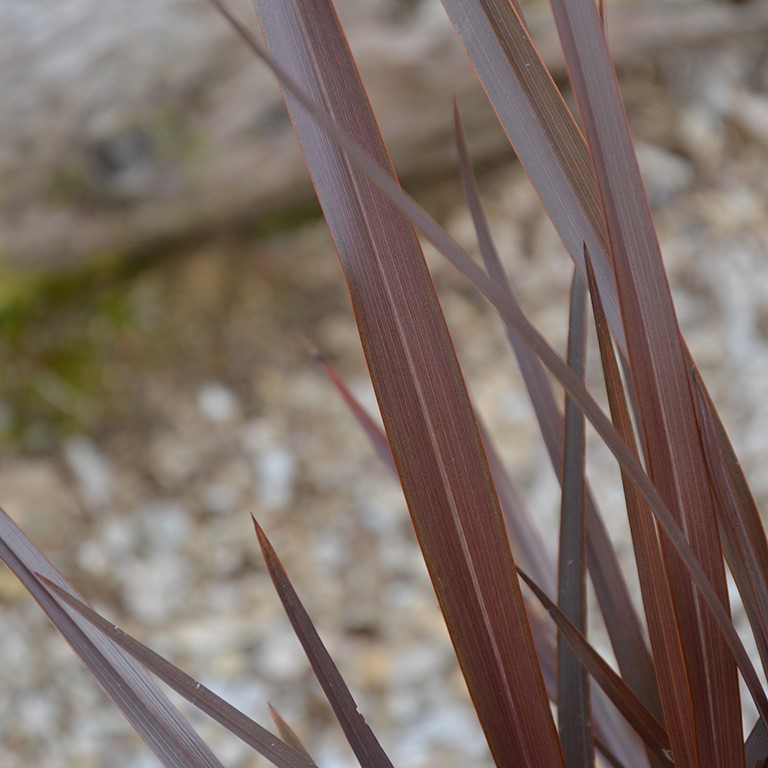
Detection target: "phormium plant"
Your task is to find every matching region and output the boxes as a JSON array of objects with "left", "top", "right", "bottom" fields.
[{"left": 2, "top": 1, "right": 767, "bottom": 767}]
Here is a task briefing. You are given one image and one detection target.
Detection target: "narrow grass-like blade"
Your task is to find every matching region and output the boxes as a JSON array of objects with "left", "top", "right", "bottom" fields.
[
  {"left": 440, "top": 0, "right": 622, "bottom": 352},
  {"left": 550, "top": 1, "right": 742, "bottom": 762},
  {"left": 304, "top": 338, "right": 396, "bottom": 474},
  {"left": 439, "top": 6, "right": 762, "bottom": 656},
  {"left": 0, "top": 508, "right": 224, "bottom": 768},
  {"left": 208, "top": 0, "right": 768, "bottom": 735},
  {"left": 269, "top": 705, "right": 316, "bottom": 764},
  {"left": 477, "top": 417, "right": 557, "bottom": 596},
  {"left": 255, "top": 521, "right": 395, "bottom": 768},
  {"left": 304, "top": 338, "right": 642, "bottom": 762},
  {"left": 557, "top": 271, "right": 593, "bottom": 767},
  {"left": 439, "top": 12, "right": 765, "bottom": 706},
  {"left": 36, "top": 575, "right": 317, "bottom": 768},
  {"left": 245, "top": 2, "right": 564, "bottom": 765},
  {"left": 518, "top": 569, "right": 673, "bottom": 767},
  {"left": 745, "top": 719, "right": 768, "bottom": 768},
  {"left": 418, "top": 228, "right": 768, "bottom": 726},
  {"left": 305, "top": 338, "right": 561, "bottom": 698},
  {"left": 453, "top": 103, "right": 660, "bottom": 758},
  {"left": 584, "top": 248, "right": 698, "bottom": 767},
  {"left": 692, "top": 367, "right": 768, "bottom": 679}
]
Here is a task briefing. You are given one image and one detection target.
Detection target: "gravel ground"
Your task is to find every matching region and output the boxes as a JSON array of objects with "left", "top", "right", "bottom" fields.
[{"left": 1, "top": 30, "right": 768, "bottom": 768}]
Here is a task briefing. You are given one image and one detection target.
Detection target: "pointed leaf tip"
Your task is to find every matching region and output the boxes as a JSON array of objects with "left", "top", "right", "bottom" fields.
[
  {"left": 33, "top": 572, "right": 314, "bottom": 768},
  {"left": 254, "top": 522, "right": 395, "bottom": 768}
]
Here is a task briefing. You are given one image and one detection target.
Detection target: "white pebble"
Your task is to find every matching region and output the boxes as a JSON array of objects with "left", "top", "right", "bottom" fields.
[
  {"left": 197, "top": 382, "right": 240, "bottom": 422},
  {"left": 256, "top": 447, "right": 297, "bottom": 511},
  {"left": 63, "top": 436, "right": 113, "bottom": 509},
  {"left": 138, "top": 500, "right": 191, "bottom": 551}
]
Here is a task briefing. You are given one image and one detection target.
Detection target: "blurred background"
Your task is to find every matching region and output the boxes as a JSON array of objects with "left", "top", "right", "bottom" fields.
[{"left": 1, "top": 0, "right": 768, "bottom": 765}]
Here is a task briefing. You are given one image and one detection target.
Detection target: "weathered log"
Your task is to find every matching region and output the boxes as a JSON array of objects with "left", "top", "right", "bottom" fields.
[{"left": 1, "top": 0, "right": 766, "bottom": 270}]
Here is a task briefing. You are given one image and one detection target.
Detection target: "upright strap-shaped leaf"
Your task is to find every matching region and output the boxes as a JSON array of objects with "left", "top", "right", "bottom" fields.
[
  {"left": 251, "top": 2, "right": 564, "bottom": 766},
  {"left": 557, "top": 272, "right": 593, "bottom": 768},
  {"left": 212, "top": 0, "right": 765, "bottom": 750},
  {"left": 438, "top": 6, "right": 768, "bottom": 659},
  {"left": 549, "top": 1, "right": 742, "bottom": 764},
  {"left": 584, "top": 250, "right": 698, "bottom": 768},
  {"left": 518, "top": 568, "right": 673, "bottom": 768},
  {"left": 692, "top": 367, "right": 768, "bottom": 680},
  {"left": 440, "top": 0, "right": 623, "bottom": 352},
  {"left": 453, "top": 103, "right": 658, "bottom": 768},
  {"left": 305, "top": 335, "right": 656, "bottom": 766}
]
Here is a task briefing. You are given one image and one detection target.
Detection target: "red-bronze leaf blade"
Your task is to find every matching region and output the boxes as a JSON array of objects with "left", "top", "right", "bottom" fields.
[
  {"left": 0, "top": 508, "right": 224, "bottom": 768},
  {"left": 36, "top": 574, "right": 317, "bottom": 768},
  {"left": 549, "top": 0, "right": 742, "bottom": 762},
  {"left": 247, "top": 2, "right": 565, "bottom": 765},
  {"left": 255, "top": 522, "right": 394, "bottom": 768}
]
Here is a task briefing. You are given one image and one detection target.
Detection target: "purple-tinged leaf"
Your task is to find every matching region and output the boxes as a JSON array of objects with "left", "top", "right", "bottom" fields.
[
  {"left": 692, "top": 366, "right": 768, "bottom": 679},
  {"left": 557, "top": 271, "right": 594, "bottom": 768},
  {"left": 424, "top": 227, "right": 768, "bottom": 727},
  {"left": 245, "top": 1, "right": 564, "bottom": 765},
  {"left": 304, "top": 335, "right": 641, "bottom": 766},
  {"left": 441, "top": 1, "right": 768, "bottom": 358},
  {"left": 255, "top": 521, "right": 394, "bottom": 768},
  {"left": 584, "top": 247, "right": 698, "bottom": 768},
  {"left": 440, "top": 0, "right": 623, "bottom": 352},
  {"left": 549, "top": 0, "right": 742, "bottom": 762},
  {"left": 439, "top": 9, "right": 764, "bottom": 685},
  {"left": 304, "top": 337, "right": 396, "bottom": 474},
  {"left": 518, "top": 569, "right": 673, "bottom": 768},
  {"left": 36, "top": 575, "right": 317, "bottom": 768},
  {"left": 0, "top": 508, "right": 224, "bottom": 768},
  {"left": 208, "top": 0, "right": 767, "bottom": 739},
  {"left": 745, "top": 719, "right": 768, "bottom": 768},
  {"left": 306, "top": 338, "right": 561, "bottom": 703},
  {"left": 453, "top": 103, "right": 659, "bottom": 764},
  {"left": 442, "top": 18, "right": 765, "bottom": 723}
]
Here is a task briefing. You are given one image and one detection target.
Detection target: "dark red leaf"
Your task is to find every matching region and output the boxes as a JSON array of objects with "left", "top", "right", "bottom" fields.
[
  {"left": 440, "top": 0, "right": 623, "bottom": 351},
  {"left": 584, "top": 247, "right": 698, "bottom": 767},
  {"left": 453, "top": 102, "right": 659, "bottom": 766},
  {"left": 518, "top": 568, "right": 673, "bottom": 768},
  {"left": 244, "top": 1, "right": 564, "bottom": 764},
  {"left": 421, "top": 226, "right": 768, "bottom": 728},
  {"left": 255, "top": 522, "right": 395, "bottom": 768},
  {"left": 208, "top": 0, "right": 767, "bottom": 746},
  {"left": 557, "top": 271, "right": 594, "bottom": 767},
  {"left": 550, "top": 0, "right": 742, "bottom": 761},
  {"left": 36, "top": 574, "right": 317, "bottom": 768},
  {"left": 692, "top": 366, "right": 768, "bottom": 679},
  {"left": 0, "top": 508, "right": 224, "bottom": 768},
  {"left": 304, "top": 335, "right": 650, "bottom": 767}
]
